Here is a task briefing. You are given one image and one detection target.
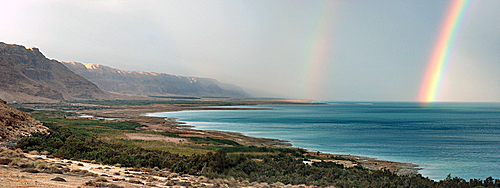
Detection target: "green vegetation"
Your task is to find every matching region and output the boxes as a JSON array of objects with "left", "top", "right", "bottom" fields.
[
  {"left": 33, "top": 110, "right": 76, "bottom": 117},
  {"left": 11, "top": 102, "right": 108, "bottom": 111},
  {"left": 154, "top": 131, "right": 241, "bottom": 146},
  {"left": 16, "top": 110, "right": 500, "bottom": 187},
  {"left": 68, "top": 99, "right": 241, "bottom": 106},
  {"left": 218, "top": 146, "right": 306, "bottom": 156},
  {"left": 16, "top": 108, "right": 35, "bottom": 112},
  {"left": 188, "top": 137, "right": 241, "bottom": 146},
  {"left": 330, "top": 155, "right": 357, "bottom": 163},
  {"left": 148, "top": 95, "right": 201, "bottom": 99}
]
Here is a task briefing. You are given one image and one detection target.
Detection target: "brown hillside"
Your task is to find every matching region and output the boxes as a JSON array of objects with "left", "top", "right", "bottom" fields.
[
  {"left": 0, "top": 98, "right": 49, "bottom": 145},
  {"left": 0, "top": 42, "right": 110, "bottom": 101}
]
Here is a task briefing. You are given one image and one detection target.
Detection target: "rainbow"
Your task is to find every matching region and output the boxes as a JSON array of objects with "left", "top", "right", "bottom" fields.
[
  {"left": 300, "top": 0, "right": 337, "bottom": 100},
  {"left": 419, "top": 0, "right": 471, "bottom": 104}
]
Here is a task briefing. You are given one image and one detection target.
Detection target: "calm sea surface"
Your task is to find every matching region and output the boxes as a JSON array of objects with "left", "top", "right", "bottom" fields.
[{"left": 145, "top": 102, "right": 500, "bottom": 180}]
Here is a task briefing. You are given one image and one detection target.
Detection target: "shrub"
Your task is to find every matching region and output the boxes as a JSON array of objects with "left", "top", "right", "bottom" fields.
[{"left": 36, "top": 163, "right": 47, "bottom": 169}]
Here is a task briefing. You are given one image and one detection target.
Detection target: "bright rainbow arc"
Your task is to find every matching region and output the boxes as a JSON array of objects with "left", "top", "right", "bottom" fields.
[{"left": 419, "top": 0, "right": 471, "bottom": 103}]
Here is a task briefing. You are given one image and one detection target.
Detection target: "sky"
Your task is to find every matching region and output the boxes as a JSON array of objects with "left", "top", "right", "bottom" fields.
[{"left": 1, "top": 0, "right": 499, "bottom": 102}]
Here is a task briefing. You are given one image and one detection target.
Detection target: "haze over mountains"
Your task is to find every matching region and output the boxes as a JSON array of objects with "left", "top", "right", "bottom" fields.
[
  {"left": 62, "top": 62, "right": 249, "bottom": 98},
  {"left": 0, "top": 42, "right": 249, "bottom": 101}
]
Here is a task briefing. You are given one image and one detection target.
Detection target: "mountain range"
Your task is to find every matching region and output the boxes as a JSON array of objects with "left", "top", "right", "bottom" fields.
[
  {"left": 0, "top": 42, "right": 249, "bottom": 101},
  {"left": 62, "top": 62, "right": 249, "bottom": 98}
]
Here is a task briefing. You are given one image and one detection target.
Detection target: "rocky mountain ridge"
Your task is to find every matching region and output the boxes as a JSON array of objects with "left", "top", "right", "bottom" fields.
[
  {"left": 0, "top": 42, "right": 110, "bottom": 101},
  {"left": 62, "top": 61, "right": 249, "bottom": 98}
]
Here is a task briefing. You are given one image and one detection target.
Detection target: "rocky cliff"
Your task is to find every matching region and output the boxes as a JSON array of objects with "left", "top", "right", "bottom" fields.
[
  {"left": 0, "top": 98, "right": 49, "bottom": 144},
  {"left": 62, "top": 61, "right": 249, "bottom": 98},
  {"left": 0, "top": 42, "right": 110, "bottom": 101}
]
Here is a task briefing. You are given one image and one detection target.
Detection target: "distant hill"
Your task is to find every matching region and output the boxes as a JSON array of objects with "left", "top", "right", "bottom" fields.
[
  {"left": 0, "top": 42, "right": 110, "bottom": 101},
  {"left": 62, "top": 61, "right": 250, "bottom": 98}
]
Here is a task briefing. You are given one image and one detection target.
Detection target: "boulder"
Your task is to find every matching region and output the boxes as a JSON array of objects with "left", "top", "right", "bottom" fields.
[{"left": 51, "top": 177, "right": 66, "bottom": 182}]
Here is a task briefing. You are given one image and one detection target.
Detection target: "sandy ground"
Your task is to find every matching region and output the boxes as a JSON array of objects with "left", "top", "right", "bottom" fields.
[{"left": 0, "top": 148, "right": 225, "bottom": 187}]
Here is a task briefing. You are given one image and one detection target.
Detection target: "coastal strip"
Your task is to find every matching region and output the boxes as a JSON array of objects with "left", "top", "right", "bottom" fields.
[{"left": 15, "top": 99, "right": 422, "bottom": 176}]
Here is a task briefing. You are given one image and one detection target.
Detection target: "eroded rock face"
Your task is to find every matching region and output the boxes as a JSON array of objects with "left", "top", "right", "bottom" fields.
[
  {"left": 0, "top": 98, "right": 49, "bottom": 143},
  {"left": 0, "top": 42, "right": 110, "bottom": 101}
]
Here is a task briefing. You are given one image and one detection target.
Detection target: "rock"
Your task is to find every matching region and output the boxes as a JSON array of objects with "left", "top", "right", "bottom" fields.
[
  {"left": 128, "top": 179, "right": 143, "bottom": 184},
  {"left": 21, "top": 168, "right": 39, "bottom": 173},
  {"left": 0, "top": 158, "right": 12, "bottom": 165},
  {"left": 14, "top": 148, "right": 23, "bottom": 153},
  {"left": 165, "top": 181, "right": 174, "bottom": 186},
  {"left": 271, "top": 182, "right": 286, "bottom": 187},
  {"left": 41, "top": 151, "right": 51, "bottom": 155},
  {"left": 45, "top": 168, "right": 63, "bottom": 174},
  {"left": 51, "top": 177, "right": 66, "bottom": 182},
  {"left": 176, "top": 181, "right": 191, "bottom": 186},
  {"left": 96, "top": 176, "right": 108, "bottom": 182},
  {"left": 108, "top": 184, "right": 125, "bottom": 188},
  {"left": 28, "top": 151, "right": 40, "bottom": 155}
]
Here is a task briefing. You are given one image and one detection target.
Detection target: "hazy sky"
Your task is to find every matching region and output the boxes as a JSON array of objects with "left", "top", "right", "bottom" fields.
[{"left": 1, "top": 0, "right": 499, "bottom": 102}]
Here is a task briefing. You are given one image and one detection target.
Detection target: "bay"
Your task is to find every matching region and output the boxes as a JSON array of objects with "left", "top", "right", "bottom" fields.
[{"left": 145, "top": 102, "right": 500, "bottom": 180}]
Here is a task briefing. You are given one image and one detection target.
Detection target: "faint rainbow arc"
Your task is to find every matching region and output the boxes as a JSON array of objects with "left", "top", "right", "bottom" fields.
[
  {"left": 419, "top": 0, "right": 471, "bottom": 103},
  {"left": 300, "top": 0, "right": 336, "bottom": 100}
]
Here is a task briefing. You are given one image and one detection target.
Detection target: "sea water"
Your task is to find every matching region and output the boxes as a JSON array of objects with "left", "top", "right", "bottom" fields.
[{"left": 145, "top": 102, "right": 500, "bottom": 180}]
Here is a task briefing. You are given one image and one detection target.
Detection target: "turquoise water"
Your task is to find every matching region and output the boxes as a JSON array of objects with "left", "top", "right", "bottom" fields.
[{"left": 145, "top": 102, "right": 500, "bottom": 180}]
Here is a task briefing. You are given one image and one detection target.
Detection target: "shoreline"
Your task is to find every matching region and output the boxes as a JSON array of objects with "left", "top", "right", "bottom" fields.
[
  {"left": 75, "top": 104, "right": 421, "bottom": 176},
  {"left": 157, "top": 117, "right": 421, "bottom": 176},
  {"left": 16, "top": 99, "right": 422, "bottom": 176}
]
